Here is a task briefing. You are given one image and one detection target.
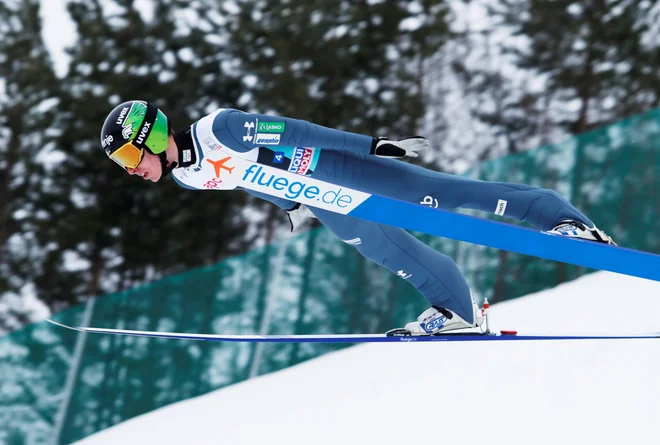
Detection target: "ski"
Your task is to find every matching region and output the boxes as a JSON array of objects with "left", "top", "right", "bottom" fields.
[
  {"left": 214, "top": 153, "right": 660, "bottom": 282},
  {"left": 46, "top": 320, "right": 660, "bottom": 344}
]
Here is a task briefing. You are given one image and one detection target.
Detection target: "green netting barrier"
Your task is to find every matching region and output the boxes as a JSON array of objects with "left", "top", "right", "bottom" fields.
[
  {"left": 2, "top": 108, "right": 660, "bottom": 444},
  {"left": 0, "top": 231, "right": 425, "bottom": 444}
]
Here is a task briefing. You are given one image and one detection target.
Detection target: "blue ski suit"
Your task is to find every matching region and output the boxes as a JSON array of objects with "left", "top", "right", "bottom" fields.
[{"left": 174, "top": 108, "right": 593, "bottom": 323}]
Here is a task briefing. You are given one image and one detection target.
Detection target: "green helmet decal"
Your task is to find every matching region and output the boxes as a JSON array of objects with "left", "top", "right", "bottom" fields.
[
  {"left": 101, "top": 100, "right": 170, "bottom": 157},
  {"left": 120, "top": 101, "right": 148, "bottom": 140}
]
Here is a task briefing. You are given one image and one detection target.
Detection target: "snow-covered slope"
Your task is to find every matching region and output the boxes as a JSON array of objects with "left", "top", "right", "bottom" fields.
[{"left": 76, "top": 271, "right": 660, "bottom": 445}]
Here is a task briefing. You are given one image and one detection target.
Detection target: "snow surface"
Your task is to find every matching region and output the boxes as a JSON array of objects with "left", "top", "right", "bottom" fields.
[{"left": 75, "top": 271, "right": 660, "bottom": 445}]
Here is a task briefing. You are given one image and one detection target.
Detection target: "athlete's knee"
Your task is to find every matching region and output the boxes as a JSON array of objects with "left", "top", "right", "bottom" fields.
[
  {"left": 535, "top": 188, "right": 567, "bottom": 203},
  {"left": 436, "top": 252, "right": 461, "bottom": 271},
  {"left": 332, "top": 225, "right": 388, "bottom": 265},
  {"left": 351, "top": 241, "right": 386, "bottom": 266},
  {"left": 346, "top": 229, "right": 407, "bottom": 267}
]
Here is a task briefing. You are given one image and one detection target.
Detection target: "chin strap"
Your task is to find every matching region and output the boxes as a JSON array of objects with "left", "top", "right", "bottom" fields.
[{"left": 159, "top": 152, "right": 176, "bottom": 178}]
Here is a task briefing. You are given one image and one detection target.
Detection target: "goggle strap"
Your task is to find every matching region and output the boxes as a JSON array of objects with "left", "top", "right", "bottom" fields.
[{"left": 133, "top": 102, "right": 159, "bottom": 150}]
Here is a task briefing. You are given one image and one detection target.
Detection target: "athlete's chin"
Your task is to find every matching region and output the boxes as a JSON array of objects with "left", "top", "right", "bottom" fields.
[{"left": 149, "top": 174, "right": 161, "bottom": 183}]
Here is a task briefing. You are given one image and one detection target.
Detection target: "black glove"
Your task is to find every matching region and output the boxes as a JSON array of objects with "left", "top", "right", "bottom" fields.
[
  {"left": 370, "top": 136, "right": 429, "bottom": 159},
  {"left": 286, "top": 203, "right": 316, "bottom": 232}
]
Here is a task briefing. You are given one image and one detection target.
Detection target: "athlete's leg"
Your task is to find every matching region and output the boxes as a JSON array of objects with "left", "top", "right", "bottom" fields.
[
  {"left": 310, "top": 207, "right": 474, "bottom": 323},
  {"left": 313, "top": 150, "right": 592, "bottom": 231}
]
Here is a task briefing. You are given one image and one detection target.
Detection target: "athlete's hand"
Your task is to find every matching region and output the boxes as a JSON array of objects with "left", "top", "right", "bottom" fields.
[
  {"left": 371, "top": 136, "right": 429, "bottom": 159},
  {"left": 286, "top": 203, "right": 316, "bottom": 232}
]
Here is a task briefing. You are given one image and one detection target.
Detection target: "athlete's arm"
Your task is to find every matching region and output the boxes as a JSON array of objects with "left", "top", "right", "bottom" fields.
[{"left": 211, "top": 109, "right": 426, "bottom": 158}]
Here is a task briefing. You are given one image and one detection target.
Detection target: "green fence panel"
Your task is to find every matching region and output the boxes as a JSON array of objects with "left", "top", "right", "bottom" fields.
[
  {"left": 2, "top": 108, "right": 660, "bottom": 444},
  {"left": 0, "top": 231, "right": 425, "bottom": 444}
]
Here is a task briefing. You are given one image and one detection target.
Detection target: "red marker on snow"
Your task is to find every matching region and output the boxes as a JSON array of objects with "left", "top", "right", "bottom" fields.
[
  {"left": 482, "top": 297, "right": 490, "bottom": 333},
  {"left": 481, "top": 298, "right": 518, "bottom": 335}
]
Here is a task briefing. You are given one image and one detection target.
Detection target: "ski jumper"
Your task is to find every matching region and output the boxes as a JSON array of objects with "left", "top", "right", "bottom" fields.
[{"left": 172, "top": 109, "right": 593, "bottom": 323}]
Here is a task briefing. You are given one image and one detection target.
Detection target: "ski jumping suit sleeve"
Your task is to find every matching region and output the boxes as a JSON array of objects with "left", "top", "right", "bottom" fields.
[
  {"left": 211, "top": 109, "right": 594, "bottom": 323},
  {"left": 213, "top": 109, "right": 375, "bottom": 155}
]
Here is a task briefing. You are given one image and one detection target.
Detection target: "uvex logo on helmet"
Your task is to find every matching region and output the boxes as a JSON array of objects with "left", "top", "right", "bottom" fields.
[
  {"left": 116, "top": 107, "right": 129, "bottom": 125},
  {"left": 136, "top": 122, "right": 151, "bottom": 145}
]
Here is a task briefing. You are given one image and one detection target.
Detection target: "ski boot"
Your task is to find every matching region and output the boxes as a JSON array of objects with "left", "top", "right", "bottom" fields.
[
  {"left": 386, "top": 295, "right": 486, "bottom": 337},
  {"left": 546, "top": 220, "right": 616, "bottom": 246}
]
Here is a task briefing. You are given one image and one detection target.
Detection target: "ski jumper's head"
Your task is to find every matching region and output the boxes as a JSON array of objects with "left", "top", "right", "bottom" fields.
[{"left": 101, "top": 100, "right": 173, "bottom": 181}]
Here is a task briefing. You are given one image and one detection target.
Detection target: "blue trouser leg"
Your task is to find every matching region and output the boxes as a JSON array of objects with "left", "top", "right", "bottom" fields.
[
  {"left": 312, "top": 151, "right": 593, "bottom": 231},
  {"left": 310, "top": 208, "right": 475, "bottom": 323}
]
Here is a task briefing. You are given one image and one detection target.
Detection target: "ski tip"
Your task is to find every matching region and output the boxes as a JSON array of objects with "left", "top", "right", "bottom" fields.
[
  {"left": 45, "top": 319, "right": 84, "bottom": 332},
  {"left": 500, "top": 330, "right": 518, "bottom": 336}
]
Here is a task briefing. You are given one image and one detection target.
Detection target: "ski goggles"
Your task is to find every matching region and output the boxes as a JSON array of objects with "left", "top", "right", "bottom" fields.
[
  {"left": 109, "top": 141, "right": 145, "bottom": 170},
  {"left": 108, "top": 103, "right": 159, "bottom": 170}
]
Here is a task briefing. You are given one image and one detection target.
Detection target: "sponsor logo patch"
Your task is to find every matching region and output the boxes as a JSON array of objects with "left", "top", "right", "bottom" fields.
[
  {"left": 397, "top": 270, "right": 412, "bottom": 279},
  {"left": 201, "top": 153, "right": 369, "bottom": 213},
  {"left": 254, "top": 133, "right": 280, "bottom": 145},
  {"left": 242, "top": 164, "right": 355, "bottom": 208},
  {"left": 343, "top": 238, "right": 362, "bottom": 246},
  {"left": 243, "top": 118, "right": 282, "bottom": 145},
  {"left": 288, "top": 147, "right": 314, "bottom": 175},
  {"left": 101, "top": 135, "right": 114, "bottom": 148},
  {"left": 424, "top": 315, "right": 447, "bottom": 332},
  {"left": 207, "top": 156, "right": 235, "bottom": 178},
  {"left": 258, "top": 122, "right": 285, "bottom": 133},
  {"left": 420, "top": 195, "right": 439, "bottom": 208},
  {"left": 203, "top": 157, "right": 235, "bottom": 189},
  {"left": 203, "top": 177, "right": 223, "bottom": 189},
  {"left": 273, "top": 152, "right": 284, "bottom": 164},
  {"left": 495, "top": 199, "right": 507, "bottom": 216},
  {"left": 243, "top": 121, "right": 255, "bottom": 142}
]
